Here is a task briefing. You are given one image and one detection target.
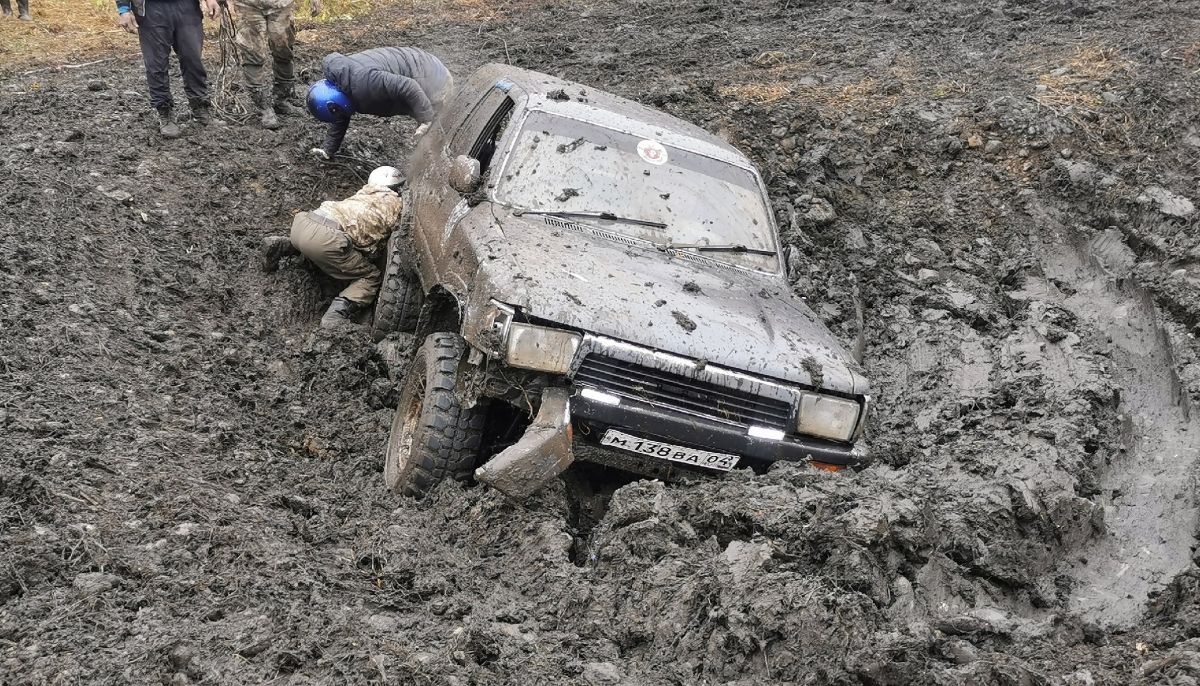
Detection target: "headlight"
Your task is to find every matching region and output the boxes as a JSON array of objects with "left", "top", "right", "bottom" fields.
[
  {"left": 796, "top": 392, "right": 861, "bottom": 442},
  {"left": 506, "top": 323, "right": 581, "bottom": 374}
]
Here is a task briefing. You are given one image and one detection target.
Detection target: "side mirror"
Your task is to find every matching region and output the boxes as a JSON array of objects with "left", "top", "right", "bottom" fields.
[{"left": 449, "top": 155, "right": 481, "bottom": 194}]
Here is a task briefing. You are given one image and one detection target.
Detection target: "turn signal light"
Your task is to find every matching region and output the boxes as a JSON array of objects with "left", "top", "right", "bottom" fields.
[{"left": 810, "top": 461, "right": 845, "bottom": 473}]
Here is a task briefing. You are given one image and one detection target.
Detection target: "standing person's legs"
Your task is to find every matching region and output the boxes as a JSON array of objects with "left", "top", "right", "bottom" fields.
[
  {"left": 266, "top": 4, "right": 296, "bottom": 108},
  {"left": 0, "top": 0, "right": 11, "bottom": 15},
  {"left": 289, "top": 213, "right": 383, "bottom": 305},
  {"left": 171, "top": 0, "right": 210, "bottom": 105},
  {"left": 232, "top": 1, "right": 268, "bottom": 91},
  {"left": 232, "top": 3, "right": 279, "bottom": 128},
  {"left": 136, "top": 2, "right": 175, "bottom": 112},
  {"left": 16, "top": 0, "right": 28, "bottom": 19}
]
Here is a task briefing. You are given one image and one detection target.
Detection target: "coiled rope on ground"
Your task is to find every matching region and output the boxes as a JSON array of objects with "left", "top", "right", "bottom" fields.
[{"left": 213, "top": 3, "right": 254, "bottom": 125}]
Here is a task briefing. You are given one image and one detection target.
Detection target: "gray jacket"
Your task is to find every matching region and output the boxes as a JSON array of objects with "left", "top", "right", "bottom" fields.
[
  {"left": 323, "top": 47, "right": 451, "bottom": 123},
  {"left": 318, "top": 47, "right": 452, "bottom": 157}
]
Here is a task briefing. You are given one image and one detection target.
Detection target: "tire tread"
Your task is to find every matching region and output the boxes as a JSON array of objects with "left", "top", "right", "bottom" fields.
[
  {"left": 370, "top": 197, "right": 423, "bottom": 341},
  {"left": 393, "top": 333, "right": 486, "bottom": 498}
]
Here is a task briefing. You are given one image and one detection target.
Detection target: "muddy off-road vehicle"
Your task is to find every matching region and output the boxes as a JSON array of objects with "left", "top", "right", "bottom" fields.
[{"left": 373, "top": 64, "right": 870, "bottom": 498}]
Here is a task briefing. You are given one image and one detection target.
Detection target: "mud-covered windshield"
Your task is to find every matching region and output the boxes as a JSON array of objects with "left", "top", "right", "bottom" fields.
[{"left": 495, "top": 110, "right": 780, "bottom": 272}]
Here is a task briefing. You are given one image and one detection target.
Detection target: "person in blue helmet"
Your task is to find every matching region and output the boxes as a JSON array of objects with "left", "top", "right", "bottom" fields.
[{"left": 306, "top": 47, "right": 454, "bottom": 160}]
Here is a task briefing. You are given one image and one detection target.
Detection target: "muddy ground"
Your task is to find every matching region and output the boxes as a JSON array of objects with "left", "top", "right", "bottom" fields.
[{"left": 3, "top": 0, "right": 1200, "bottom": 683}]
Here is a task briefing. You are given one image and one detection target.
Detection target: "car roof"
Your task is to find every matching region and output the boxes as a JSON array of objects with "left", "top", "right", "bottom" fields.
[{"left": 470, "top": 63, "right": 753, "bottom": 170}]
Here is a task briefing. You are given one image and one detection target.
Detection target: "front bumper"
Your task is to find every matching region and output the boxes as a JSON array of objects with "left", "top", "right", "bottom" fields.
[
  {"left": 571, "top": 390, "right": 865, "bottom": 468},
  {"left": 473, "top": 385, "right": 865, "bottom": 500}
]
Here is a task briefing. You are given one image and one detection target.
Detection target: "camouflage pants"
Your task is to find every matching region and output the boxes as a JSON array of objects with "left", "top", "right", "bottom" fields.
[
  {"left": 232, "top": 0, "right": 295, "bottom": 99},
  {"left": 290, "top": 212, "right": 381, "bottom": 304}
]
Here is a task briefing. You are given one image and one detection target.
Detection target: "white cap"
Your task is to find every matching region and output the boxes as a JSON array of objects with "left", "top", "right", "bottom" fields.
[{"left": 368, "top": 166, "right": 404, "bottom": 188}]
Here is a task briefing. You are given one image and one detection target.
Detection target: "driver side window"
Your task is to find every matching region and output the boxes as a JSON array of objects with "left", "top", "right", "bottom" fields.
[{"left": 450, "top": 90, "right": 515, "bottom": 177}]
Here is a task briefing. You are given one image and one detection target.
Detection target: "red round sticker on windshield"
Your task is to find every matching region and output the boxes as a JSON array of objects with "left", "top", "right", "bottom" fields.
[{"left": 637, "top": 139, "right": 669, "bottom": 165}]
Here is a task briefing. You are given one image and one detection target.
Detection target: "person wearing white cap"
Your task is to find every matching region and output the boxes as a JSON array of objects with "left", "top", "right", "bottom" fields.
[{"left": 261, "top": 166, "right": 405, "bottom": 327}]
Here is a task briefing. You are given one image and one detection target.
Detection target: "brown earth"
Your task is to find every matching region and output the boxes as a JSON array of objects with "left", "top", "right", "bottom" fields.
[{"left": 3, "top": 0, "right": 1200, "bottom": 684}]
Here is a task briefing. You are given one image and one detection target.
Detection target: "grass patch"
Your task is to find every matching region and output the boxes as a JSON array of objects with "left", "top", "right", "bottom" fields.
[
  {"left": 718, "top": 76, "right": 901, "bottom": 114},
  {"left": 718, "top": 51, "right": 909, "bottom": 114},
  {"left": 0, "top": 0, "right": 128, "bottom": 67},
  {"left": 0, "top": 0, "right": 502, "bottom": 71}
]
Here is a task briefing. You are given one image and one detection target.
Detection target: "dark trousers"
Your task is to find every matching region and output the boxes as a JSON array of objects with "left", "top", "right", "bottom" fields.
[
  {"left": 135, "top": 0, "right": 209, "bottom": 110},
  {"left": 0, "top": 0, "right": 29, "bottom": 14}
]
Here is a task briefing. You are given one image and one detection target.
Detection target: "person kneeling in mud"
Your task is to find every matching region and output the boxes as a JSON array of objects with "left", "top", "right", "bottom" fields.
[{"left": 261, "top": 166, "right": 403, "bottom": 327}]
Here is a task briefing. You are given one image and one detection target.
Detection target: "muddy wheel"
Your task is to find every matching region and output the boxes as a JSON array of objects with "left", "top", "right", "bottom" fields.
[
  {"left": 384, "top": 332, "right": 487, "bottom": 498},
  {"left": 370, "top": 206, "right": 423, "bottom": 342}
]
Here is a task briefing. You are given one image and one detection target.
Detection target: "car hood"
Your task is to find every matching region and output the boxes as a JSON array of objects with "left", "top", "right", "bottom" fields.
[{"left": 469, "top": 210, "right": 867, "bottom": 394}]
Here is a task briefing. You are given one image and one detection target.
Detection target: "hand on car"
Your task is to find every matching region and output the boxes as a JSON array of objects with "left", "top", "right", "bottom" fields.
[
  {"left": 117, "top": 11, "right": 138, "bottom": 33},
  {"left": 202, "top": 0, "right": 219, "bottom": 19},
  {"left": 310, "top": 147, "right": 331, "bottom": 161}
]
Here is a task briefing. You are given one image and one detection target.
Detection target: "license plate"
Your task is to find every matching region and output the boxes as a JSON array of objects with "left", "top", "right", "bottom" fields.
[{"left": 599, "top": 429, "right": 739, "bottom": 472}]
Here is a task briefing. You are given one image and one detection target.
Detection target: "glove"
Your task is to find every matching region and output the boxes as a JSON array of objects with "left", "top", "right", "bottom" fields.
[
  {"left": 413, "top": 122, "right": 430, "bottom": 141},
  {"left": 310, "top": 147, "right": 330, "bottom": 161},
  {"left": 117, "top": 10, "right": 138, "bottom": 33}
]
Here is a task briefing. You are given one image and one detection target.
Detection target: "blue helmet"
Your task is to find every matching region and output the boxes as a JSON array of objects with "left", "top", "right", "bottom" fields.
[{"left": 305, "top": 79, "right": 354, "bottom": 123}]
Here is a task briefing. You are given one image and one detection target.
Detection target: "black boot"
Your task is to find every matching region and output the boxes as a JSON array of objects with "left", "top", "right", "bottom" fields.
[
  {"left": 189, "top": 97, "right": 214, "bottom": 126},
  {"left": 156, "top": 106, "right": 181, "bottom": 139},
  {"left": 260, "top": 236, "right": 297, "bottom": 272},
  {"left": 273, "top": 81, "right": 300, "bottom": 116},
  {"left": 274, "top": 99, "right": 301, "bottom": 117},
  {"left": 320, "top": 297, "right": 362, "bottom": 328},
  {"left": 254, "top": 89, "right": 279, "bottom": 130}
]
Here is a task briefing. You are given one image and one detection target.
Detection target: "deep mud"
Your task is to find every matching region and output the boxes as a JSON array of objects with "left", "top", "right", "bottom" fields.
[{"left": 4, "top": 0, "right": 1200, "bottom": 683}]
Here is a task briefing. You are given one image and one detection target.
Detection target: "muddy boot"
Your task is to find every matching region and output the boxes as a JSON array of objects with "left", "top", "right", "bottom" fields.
[
  {"left": 274, "top": 98, "right": 301, "bottom": 117},
  {"left": 254, "top": 89, "right": 280, "bottom": 130},
  {"left": 156, "top": 106, "right": 181, "bottom": 139},
  {"left": 273, "top": 82, "right": 300, "bottom": 117},
  {"left": 189, "top": 97, "right": 214, "bottom": 126},
  {"left": 19, "top": 10, "right": 30, "bottom": 19},
  {"left": 320, "top": 297, "right": 361, "bottom": 328},
  {"left": 260, "top": 236, "right": 297, "bottom": 272},
  {"left": 260, "top": 105, "right": 280, "bottom": 130}
]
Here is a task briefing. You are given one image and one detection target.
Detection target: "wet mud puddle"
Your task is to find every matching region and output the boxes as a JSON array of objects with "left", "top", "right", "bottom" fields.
[{"left": 1031, "top": 216, "right": 1200, "bottom": 626}]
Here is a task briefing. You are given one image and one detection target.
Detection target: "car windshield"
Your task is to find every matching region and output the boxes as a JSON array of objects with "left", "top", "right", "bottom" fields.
[{"left": 495, "top": 110, "right": 780, "bottom": 272}]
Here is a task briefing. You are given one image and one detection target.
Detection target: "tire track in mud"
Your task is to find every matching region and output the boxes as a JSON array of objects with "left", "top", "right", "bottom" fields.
[{"left": 1026, "top": 199, "right": 1200, "bottom": 627}]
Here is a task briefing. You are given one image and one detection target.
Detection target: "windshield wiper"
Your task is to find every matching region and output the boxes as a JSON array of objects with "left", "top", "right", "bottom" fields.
[
  {"left": 511, "top": 209, "right": 668, "bottom": 230},
  {"left": 659, "top": 242, "right": 777, "bottom": 256}
]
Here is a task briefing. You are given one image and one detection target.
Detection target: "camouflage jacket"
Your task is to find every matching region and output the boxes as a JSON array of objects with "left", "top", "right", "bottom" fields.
[
  {"left": 230, "top": 0, "right": 296, "bottom": 10},
  {"left": 313, "top": 184, "right": 403, "bottom": 250}
]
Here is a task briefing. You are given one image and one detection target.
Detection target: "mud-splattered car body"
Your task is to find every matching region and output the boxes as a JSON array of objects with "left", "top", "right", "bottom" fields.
[{"left": 387, "top": 64, "right": 869, "bottom": 497}]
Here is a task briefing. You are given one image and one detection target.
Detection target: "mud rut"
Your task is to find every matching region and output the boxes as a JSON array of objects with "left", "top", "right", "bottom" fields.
[
  {"left": 4, "top": 0, "right": 1200, "bottom": 684},
  {"left": 1030, "top": 204, "right": 1200, "bottom": 626}
]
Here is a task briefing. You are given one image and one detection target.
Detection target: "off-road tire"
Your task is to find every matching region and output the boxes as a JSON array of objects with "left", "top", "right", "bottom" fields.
[
  {"left": 370, "top": 201, "right": 423, "bottom": 342},
  {"left": 384, "top": 333, "right": 486, "bottom": 498}
]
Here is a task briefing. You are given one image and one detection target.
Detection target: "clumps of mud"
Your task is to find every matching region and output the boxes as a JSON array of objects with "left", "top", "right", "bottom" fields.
[
  {"left": 670, "top": 310, "right": 697, "bottom": 332},
  {"left": 5, "top": 0, "right": 1200, "bottom": 683}
]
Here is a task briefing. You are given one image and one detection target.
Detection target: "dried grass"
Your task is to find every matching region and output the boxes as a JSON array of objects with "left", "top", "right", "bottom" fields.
[
  {"left": 719, "top": 76, "right": 900, "bottom": 114},
  {"left": 0, "top": 0, "right": 126, "bottom": 66},
  {"left": 0, "top": 0, "right": 510, "bottom": 70},
  {"left": 1032, "top": 45, "right": 1131, "bottom": 117},
  {"left": 718, "top": 53, "right": 909, "bottom": 114},
  {"left": 717, "top": 82, "right": 793, "bottom": 104}
]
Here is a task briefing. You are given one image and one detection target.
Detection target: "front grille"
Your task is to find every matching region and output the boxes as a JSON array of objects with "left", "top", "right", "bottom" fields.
[{"left": 574, "top": 354, "right": 793, "bottom": 430}]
